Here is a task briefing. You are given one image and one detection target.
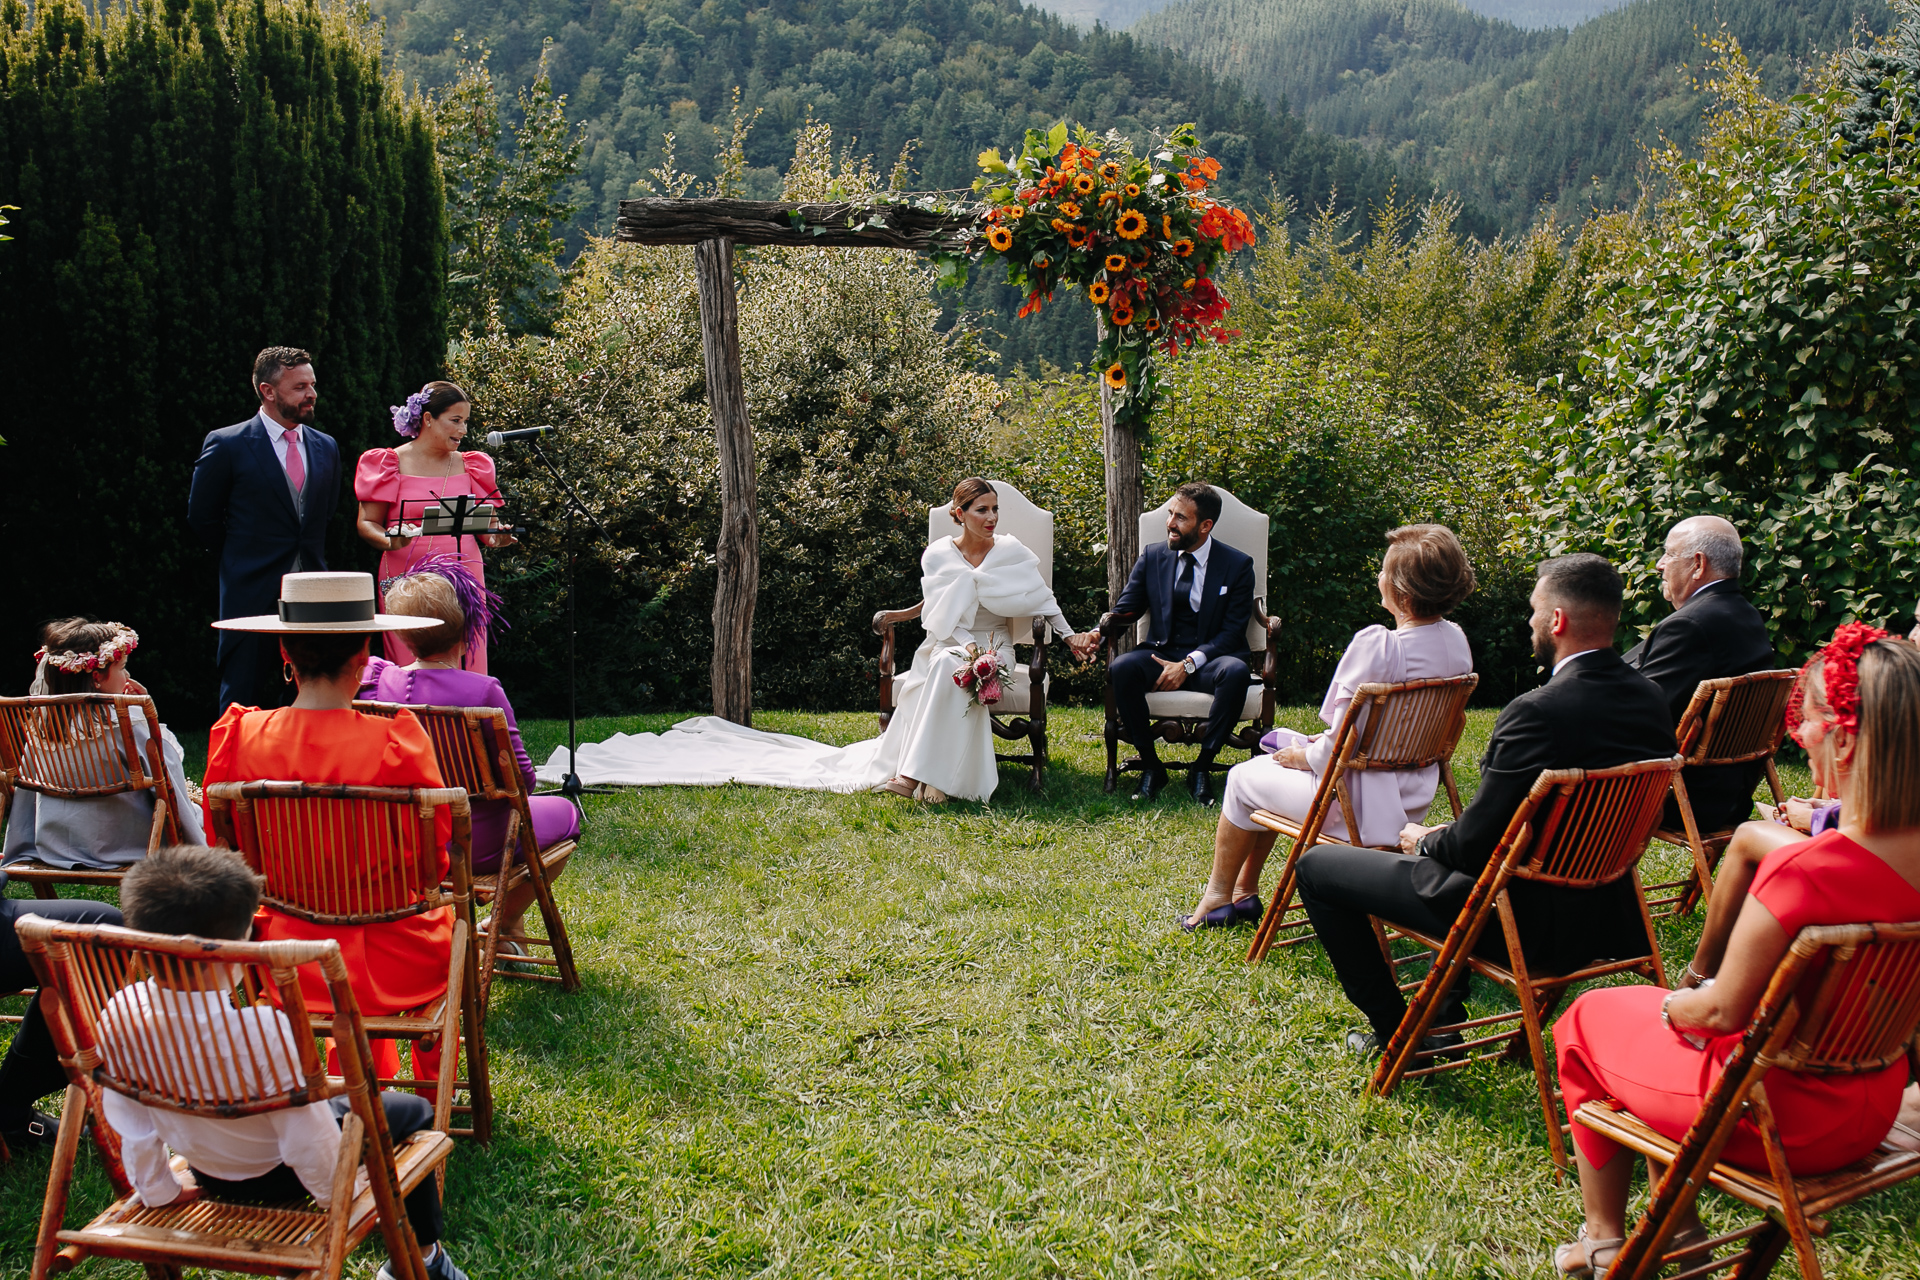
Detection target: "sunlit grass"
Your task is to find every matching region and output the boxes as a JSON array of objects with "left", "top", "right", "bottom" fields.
[{"left": 6, "top": 707, "right": 1914, "bottom": 1278}]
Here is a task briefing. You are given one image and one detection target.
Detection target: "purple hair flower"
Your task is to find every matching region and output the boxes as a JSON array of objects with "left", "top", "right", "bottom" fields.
[
  {"left": 382, "top": 554, "right": 508, "bottom": 651},
  {"left": 390, "top": 388, "right": 432, "bottom": 438}
]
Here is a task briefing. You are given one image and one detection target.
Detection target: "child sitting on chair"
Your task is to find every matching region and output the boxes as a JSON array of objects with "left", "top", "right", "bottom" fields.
[{"left": 103, "top": 845, "right": 470, "bottom": 1280}]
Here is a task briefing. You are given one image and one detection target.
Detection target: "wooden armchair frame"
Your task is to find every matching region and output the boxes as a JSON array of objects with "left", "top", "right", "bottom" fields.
[
  {"left": 16, "top": 917, "right": 453, "bottom": 1280},
  {"left": 1644, "top": 670, "right": 1798, "bottom": 918},
  {"left": 1369, "top": 756, "right": 1684, "bottom": 1174},
  {"left": 873, "top": 479, "right": 1058, "bottom": 793},
  {"left": 205, "top": 782, "right": 492, "bottom": 1143},
  {"left": 1244, "top": 675, "right": 1479, "bottom": 963},
  {"left": 354, "top": 701, "right": 581, "bottom": 1006},
  {"left": 1577, "top": 920, "right": 1920, "bottom": 1280},
  {"left": 0, "top": 693, "right": 186, "bottom": 897}
]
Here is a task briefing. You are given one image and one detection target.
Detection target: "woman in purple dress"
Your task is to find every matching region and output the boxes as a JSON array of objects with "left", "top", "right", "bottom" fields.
[{"left": 358, "top": 559, "right": 579, "bottom": 951}]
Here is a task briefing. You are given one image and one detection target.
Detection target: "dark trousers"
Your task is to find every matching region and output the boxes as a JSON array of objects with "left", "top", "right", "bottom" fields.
[
  {"left": 1295, "top": 844, "right": 1477, "bottom": 1041},
  {"left": 194, "top": 1092, "right": 442, "bottom": 1246},
  {"left": 1111, "top": 647, "right": 1252, "bottom": 758},
  {"left": 1, "top": 896, "right": 123, "bottom": 1123}
]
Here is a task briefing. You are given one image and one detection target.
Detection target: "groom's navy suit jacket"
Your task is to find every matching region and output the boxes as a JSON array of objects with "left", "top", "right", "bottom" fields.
[
  {"left": 187, "top": 411, "right": 340, "bottom": 708},
  {"left": 1111, "top": 537, "right": 1256, "bottom": 661}
]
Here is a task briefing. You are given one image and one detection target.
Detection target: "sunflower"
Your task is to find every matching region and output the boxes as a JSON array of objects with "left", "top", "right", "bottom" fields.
[
  {"left": 1143, "top": 317, "right": 1162, "bottom": 333},
  {"left": 986, "top": 226, "right": 1014, "bottom": 251},
  {"left": 1115, "top": 209, "right": 1149, "bottom": 240},
  {"left": 1162, "top": 215, "right": 1174, "bottom": 239},
  {"left": 1125, "top": 183, "right": 1141, "bottom": 198},
  {"left": 1172, "top": 239, "right": 1195, "bottom": 257},
  {"left": 1033, "top": 255, "right": 1050, "bottom": 269},
  {"left": 1099, "top": 161, "right": 1122, "bottom": 182},
  {"left": 1110, "top": 303, "right": 1134, "bottom": 325},
  {"left": 1059, "top": 201, "right": 1081, "bottom": 218},
  {"left": 1066, "top": 225, "right": 1091, "bottom": 249},
  {"left": 1050, "top": 218, "right": 1070, "bottom": 233},
  {"left": 1104, "top": 253, "right": 1128, "bottom": 273},
  {"left": 1073, "top": 173, "right": 1096, "bottom": 195},
  {"left": 1104, "top": 362, "right": 1127, "bottom": 389},
  {"left": 1087, "top": 281, "right": 1111, "bottom": 304}
]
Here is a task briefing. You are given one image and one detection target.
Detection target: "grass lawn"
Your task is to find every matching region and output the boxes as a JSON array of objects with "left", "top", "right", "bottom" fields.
[{"left": 6, "top": 705, "right": 1919, "bottom": 1278}]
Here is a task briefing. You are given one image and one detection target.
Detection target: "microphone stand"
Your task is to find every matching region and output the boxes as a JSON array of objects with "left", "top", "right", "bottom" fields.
[{"left": 516, "top": 434, "right": 614, "bottom": 817}]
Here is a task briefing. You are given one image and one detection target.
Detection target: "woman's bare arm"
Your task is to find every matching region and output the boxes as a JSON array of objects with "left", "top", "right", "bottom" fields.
[
  {"left": 1668, "top": 894, "right": 1791, "bottom": 1037},
  {"left": 1687, "top": 820, "right": 1804, "bottom": 980}
]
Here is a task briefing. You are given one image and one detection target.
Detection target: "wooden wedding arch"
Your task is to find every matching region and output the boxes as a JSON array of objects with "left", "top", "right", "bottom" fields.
[{"left": 615, "top": 196, "right": 1145, "bottom": 725}]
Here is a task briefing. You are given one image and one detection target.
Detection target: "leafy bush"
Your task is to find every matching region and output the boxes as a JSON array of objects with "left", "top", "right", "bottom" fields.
[
  {"left": 1529, "top": 21, "right": 1920, "bottom": 660},
  {"left": 449, "top": 125, "right": 996, "bottom": 716}
]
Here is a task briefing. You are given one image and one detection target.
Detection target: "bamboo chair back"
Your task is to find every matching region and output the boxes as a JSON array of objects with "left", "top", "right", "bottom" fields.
[
  {"left": 1676, "top": 670, "right": 1799, "bottom": 766},
  {"left": 205, "top": 782, "right": 469, "bottom": 925},
  {"left": 1512, "top": 757, "right": 1681, "bottom": 888},
  {"left": 0, "top": 694, "right": 165, "bottom": 800},
  {"left": 1135, "top": 488, "right": 1269, "bottom": 653},
  {"left": 1589, "top": 921, "right": 1920, "bottom": 1280},
  {"left": 923, "top": 479, "right": 1052, "bottom": 644},
  {"left": 1344, "top": 676, "right": 1480, "bottom": 772},
  {"left": 15, "top": 917, "right": 443, "bottom": 1280},
  {"left": 352, "top": 703, "right": 519, "bottom": 802}
]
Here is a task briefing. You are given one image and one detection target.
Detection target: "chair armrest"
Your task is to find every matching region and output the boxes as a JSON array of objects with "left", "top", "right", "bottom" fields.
[
  {"left": 873, "top": 602, "right": 924, "bottom": 716},
  {"left": 1256, "top": 598, "right": 1280, "bottom": 686},
  {"left": 1095, "top": 610, "right": 1137, "bottom": 657}
]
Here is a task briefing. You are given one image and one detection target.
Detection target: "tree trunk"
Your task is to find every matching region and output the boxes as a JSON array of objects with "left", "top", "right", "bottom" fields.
[
  {"left": 696, "top": 237, "right": 758, "bottom": 726},
  {"left": 1101, "top": 364, "right": 1143, "bottom": 634}
]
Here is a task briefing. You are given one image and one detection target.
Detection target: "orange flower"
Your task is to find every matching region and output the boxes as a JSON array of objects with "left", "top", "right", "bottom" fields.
[
  {"left": 1073, "top": 174, "right": 1096, "bottom": 195},
  {"left": 1116, "top": 210, "right": 1149, "bottom": 240},
  {"left": 1059, "top": 202, "right": 1081, "bottom": 218},
  {"left": 1099, "top": 161, "right": 1122, "bottom": 182},
  {"left": 1182, "top": 277, "right": 1196, "bottom": 290},
  {"left": 1050, "top": 218, "right": 1071, "bottom": 233},
  {"left": 1104, "top": 253, "right": 1127, "bottom": 272},
  {"left": 1087, "top": 281, "right": 1110, "bottom": 304},
  {"left": 1066, "top": 225, "right": 1090, "bottom": 248},
  {"left": 1195, "top": 157, "right": 1223, "bottom": 179},
  {"left": 1104, "top": 362, "right": 1126, "bottom": 389},
  {"left": 1100, "top": 191, "right": 1120, "bottom": 205},
  {"left": 987, "top": 226, "right": 1014, "bottom": 251},
  {"left": 1162, "top": 215, "right": 1174, "bottom": 239},
  {"left": 1125, "top": 183, "right": 1140, "bottom": 198},
  {"left": 1144, "top": 317, "right": 1162, "bottom": 333},
  {"left": 1083, "top": 147, "right": 1102, "bottom": 159},
  {"left": 1110, "top": 303, "right": 1134, "bottom": 325},
  {"left": 1172, "top": 239, "right": 1195, "bottom": 257}
]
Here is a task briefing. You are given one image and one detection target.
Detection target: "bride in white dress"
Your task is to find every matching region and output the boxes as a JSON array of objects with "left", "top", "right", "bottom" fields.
[{"left": 536, "top": 479, "right": 1096, "bottom": 804}]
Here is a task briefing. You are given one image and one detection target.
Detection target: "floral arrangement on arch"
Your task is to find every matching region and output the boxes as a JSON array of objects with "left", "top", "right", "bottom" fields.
[{"left": 968, "top": 122, "right": 1255, "bottom": 426}]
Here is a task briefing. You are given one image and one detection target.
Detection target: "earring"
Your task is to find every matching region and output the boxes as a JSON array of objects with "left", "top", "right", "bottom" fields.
[{"left": 283, "top": 661, "right": 295, "bottom": 684}]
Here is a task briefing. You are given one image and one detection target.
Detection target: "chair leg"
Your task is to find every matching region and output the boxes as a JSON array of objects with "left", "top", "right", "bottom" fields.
[
  {"left": 31, "top": 1085, "right": 87, "bottom": 1280},
  {"left": 1731, "top": 1221, "right": 1791, "bottom": 1280},
  {"left": 1028, "top": 723, "right": 1046, "bottom": 793},
  {"left": 524, "top": 848, "right": 581, "bottom": 994},
  {"left": 1104, "top": 719, "right": 1119, "bottom": 793}
]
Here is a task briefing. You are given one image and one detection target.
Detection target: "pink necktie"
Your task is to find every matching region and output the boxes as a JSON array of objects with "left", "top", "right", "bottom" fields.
[{"left": 281, "top": 429, "right": 305, "bottom": 492}]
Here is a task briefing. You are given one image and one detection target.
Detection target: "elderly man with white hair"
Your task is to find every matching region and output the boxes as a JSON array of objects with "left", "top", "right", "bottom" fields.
[{"left": 1623, "top": 514, "right": 1776, "bottom": 830}]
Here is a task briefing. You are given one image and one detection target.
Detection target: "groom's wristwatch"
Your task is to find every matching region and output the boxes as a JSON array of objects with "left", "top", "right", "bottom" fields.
[{"left": 1182, "top": 655, "right": 1199, "bottom": 675}]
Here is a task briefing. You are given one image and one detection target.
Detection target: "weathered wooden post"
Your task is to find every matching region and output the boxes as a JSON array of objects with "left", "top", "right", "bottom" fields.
[
  {"left": 694, "top": 237, "right": 758, "bottom": 726},
  {"left": 1098, "top": 322, "right": 1143, "bottom": 614}
]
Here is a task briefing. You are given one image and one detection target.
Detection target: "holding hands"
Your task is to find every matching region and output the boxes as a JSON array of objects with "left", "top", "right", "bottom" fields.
[{"left": 1064, "top": 631, "right": 1102, "bottom": 663}]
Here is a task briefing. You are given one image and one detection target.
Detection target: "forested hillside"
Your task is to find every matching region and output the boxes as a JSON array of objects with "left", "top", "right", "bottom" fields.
[
  {"left": 1134, "top": 0, "right": 1888, "bottom": 227},
  {"left": 374, "top": 0, "right": 1429, "bottom": 369}
]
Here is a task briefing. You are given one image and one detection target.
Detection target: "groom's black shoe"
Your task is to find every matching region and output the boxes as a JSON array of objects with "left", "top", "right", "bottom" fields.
[
  {"left": 1132, "top": 767, "right": 1170, "bottom": 802},
  {"left": 1188, "top": 767, "right": 1218, "bottom": 807}
]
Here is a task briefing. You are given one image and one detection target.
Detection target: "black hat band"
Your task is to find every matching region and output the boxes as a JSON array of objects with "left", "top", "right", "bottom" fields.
[{"left": 279, "top": 599, "right": 376, "bottom": 623}]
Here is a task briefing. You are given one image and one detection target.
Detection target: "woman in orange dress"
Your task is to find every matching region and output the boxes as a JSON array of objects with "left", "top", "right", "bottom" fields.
[
  {"left": 205, "top": 571, "right": 449, "bottom": 1082},
  {"left": 1551, "top": 625, "right": 1920, "bottom": 1276},
  {"left": 353, "top": 381, "right": 515, "bottom": 673}
]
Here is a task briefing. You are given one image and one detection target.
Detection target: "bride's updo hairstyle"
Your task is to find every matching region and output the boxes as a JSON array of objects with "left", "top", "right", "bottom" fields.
[
  {"left": 949, "top": 477, "right": 996, "bottom": 525},
  {"left": 1382, "top": 524, "right": 1477, "bottom": 619}
]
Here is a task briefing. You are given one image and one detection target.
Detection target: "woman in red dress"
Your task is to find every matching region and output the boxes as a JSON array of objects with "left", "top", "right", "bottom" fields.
[
  {"left": 1552, "top": 625, "right": 1920, "bottom": 1275},
  {"left": 206, "top": 571, "right": 451, "bottom": 1083},
  {"left": 353, "top": 381, "right": 515, "bottom": 673}
]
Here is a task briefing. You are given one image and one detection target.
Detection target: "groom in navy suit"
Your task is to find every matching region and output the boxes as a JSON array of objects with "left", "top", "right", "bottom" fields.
[
  {"left": 1108, "top": 483, "right": 1257, "bottom": 805},
  {"left": 188, "top": 347, "right": 340, "bottom": 714}
]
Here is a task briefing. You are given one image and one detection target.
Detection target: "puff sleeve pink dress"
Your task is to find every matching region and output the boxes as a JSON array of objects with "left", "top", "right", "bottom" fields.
[{"left": 354, "top": 448, "right": 502, "bottom": 672}]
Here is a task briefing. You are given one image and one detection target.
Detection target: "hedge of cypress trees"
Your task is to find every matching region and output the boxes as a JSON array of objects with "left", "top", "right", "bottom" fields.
[{"left": 0, "top": 0, "right": 445, "bottom": 719}]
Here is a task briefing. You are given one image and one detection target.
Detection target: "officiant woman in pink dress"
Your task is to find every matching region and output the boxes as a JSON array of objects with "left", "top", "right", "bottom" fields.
[{"left": 354, "top": 380, "right": 514, "bottom": 673}]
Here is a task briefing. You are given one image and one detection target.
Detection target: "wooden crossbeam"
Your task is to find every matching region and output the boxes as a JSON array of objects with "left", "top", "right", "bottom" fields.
[{"left": 616, "top": 197, "right": 979, "bottom": 251}]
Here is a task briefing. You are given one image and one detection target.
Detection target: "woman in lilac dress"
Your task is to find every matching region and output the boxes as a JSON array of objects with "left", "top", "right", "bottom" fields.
[{"left": 359, "top": 559, "right": 578, "bottom": 949}]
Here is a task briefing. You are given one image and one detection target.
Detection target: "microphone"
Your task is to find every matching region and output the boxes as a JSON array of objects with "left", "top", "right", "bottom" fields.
[{"left": 484, "top": 426, "right": 556, "bottom": 447}]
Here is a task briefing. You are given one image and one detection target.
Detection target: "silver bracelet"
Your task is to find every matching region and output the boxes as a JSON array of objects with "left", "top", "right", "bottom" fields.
[{"left": 1662, "top": 990, "right": 1710, "bottom": 1049}]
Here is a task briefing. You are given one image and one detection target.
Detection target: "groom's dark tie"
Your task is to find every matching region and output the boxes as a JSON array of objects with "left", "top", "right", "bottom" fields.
[{"left": 1175, "top": 551, "right": 1196, "bottom": 609}]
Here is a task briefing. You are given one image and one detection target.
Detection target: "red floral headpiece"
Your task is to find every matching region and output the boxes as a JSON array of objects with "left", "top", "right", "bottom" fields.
[{"left": 1788, "top": 621, "right": 1890, "bottom": 745}]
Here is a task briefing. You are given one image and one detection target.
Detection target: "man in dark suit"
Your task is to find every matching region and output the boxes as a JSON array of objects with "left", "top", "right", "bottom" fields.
[
  {"left": 1623, "top": 515, "right": 1777, "bottom": 832},
  {"left": 187, "top": 347, "right": 340, "bottom": 714},
  {"left": 1296, "top": 553, "right": 1676, "bottom": 1055},
  {"left": 1108, "top": 483, "right": 1257, "bottom": 805}
]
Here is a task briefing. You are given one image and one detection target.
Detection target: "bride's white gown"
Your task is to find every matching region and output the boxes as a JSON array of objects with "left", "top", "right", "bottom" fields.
[{"left": 535, "top": 534, "right": 1072, "bottom": 803}]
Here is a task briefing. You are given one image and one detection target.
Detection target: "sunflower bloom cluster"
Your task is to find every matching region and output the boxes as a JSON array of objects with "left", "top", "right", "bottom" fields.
[{"left": 967, "top": 121, "right": 1255, "bottom": 426}]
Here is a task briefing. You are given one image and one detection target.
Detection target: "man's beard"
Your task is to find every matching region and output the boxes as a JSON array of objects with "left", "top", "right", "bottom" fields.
[
  {"left": 1531, "top": 622, "right": 1556, "bottom": 670},
  {"left": 283, "top": 399, "right": 317, "bottom": 425},
  {"left": 1168, "top": 526, "right": 1199, "bottom": 551}
]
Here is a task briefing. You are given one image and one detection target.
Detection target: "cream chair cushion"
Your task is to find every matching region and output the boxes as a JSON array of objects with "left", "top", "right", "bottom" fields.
[
  {"left": 1144, "top": 686, "right": 1265, "bottom": 722},
  {"left": 892, "top": 666, "right": 1045, "bottom": 715},
  {"left": 1134, "top": 487, "right": 1270, "bottom": 653}
]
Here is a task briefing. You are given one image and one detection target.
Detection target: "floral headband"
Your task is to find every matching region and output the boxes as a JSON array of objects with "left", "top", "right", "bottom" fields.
[
  {"left": 31, "top": 624, "right": 138, "bottom": 695},
  {"left": 1788, "top": 621, "right": 1889, "bottom": 746},
  {"left": 390, "top": 386, "right": 432, "bottom": 438},
  {"left": 381, "top": 555, "right": 506, "bottom": 651}
]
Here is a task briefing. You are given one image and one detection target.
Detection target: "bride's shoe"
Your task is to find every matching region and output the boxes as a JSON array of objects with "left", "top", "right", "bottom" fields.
[
  {"left": 874, "top": 777, "right": 917, "bottom": 799},
  {"left": 919, "top": 784, "right": 948, "bottom": 804}
]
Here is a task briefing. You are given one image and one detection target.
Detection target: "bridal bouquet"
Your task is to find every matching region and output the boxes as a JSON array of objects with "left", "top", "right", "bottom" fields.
[{"left": 951, "top": 643, "right": 1011, "bottom": 711}]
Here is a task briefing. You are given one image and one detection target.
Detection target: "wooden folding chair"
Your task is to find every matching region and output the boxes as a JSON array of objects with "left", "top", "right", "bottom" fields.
[
  {"left": 205, "top": 781, "right": 492, "bottom": 1143},
  {"left": 1244, "top": 674, "right": 1479, "bottom": 963},
  {"left": 1369, "top": 755, "right": 1684, "bottom": 1174},
  {"left": 1643, "top": 670, "right": 1799, "bottom": 918},
  {"left": 1578, "top": 920, "right": 1920, "bottom": 1280},
  {"left": 354, "top": 701, "right": 582, "bottom": 1007},
  {"left": 874, "top": 480, "right": 1058, "bottom": 793},
  {"left": 15, "top": 916, "right": 453, "bottom": 1280},
  {"left": 0, "top": 693, "right": 187, "bottom": 897}
]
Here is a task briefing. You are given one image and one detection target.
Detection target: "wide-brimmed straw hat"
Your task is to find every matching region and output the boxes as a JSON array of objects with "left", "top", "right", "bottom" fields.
[{"left": 211, "top": 572, "right": 441, "bottom": 634}]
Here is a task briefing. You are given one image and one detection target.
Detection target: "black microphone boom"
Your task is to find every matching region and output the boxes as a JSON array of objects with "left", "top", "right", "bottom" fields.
[{"left": 484, "top": 425, "right": 557, "bottom": 447}]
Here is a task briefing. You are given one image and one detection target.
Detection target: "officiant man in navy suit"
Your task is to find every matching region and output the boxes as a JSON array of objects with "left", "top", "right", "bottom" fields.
[
  {"left": 1108, "top": 482, "right": 1257, "bottom": 805},
  {"left": 188, "top": 347, "right": 340, "bottom": 714}
]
